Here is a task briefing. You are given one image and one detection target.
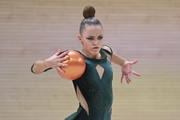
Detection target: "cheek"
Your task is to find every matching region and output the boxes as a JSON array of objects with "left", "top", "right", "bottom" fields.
[
  {"left": 81, "top": 41, "right": 84, "bottom": 45},
  {"left": 83, "top": 42, "right": 90, "bottom": 47},
  {"left": 79, "top": 38, "right": 85, "bottom": 45},
  {"left": 83, "top": 41, "right": 92, "bottom": 49}
]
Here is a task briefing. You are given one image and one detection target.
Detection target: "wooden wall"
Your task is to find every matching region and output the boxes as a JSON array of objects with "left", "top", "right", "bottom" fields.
[{"left": 0, "top": 0, "right": 180, "bottom": 120}]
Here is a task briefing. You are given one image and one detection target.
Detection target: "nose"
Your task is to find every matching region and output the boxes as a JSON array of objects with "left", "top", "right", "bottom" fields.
[{"left": 93, "top": 40, "right": 98, "bottom": 46}]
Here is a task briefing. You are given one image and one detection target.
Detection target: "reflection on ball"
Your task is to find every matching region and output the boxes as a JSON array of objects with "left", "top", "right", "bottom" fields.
[{"left": 57, "top": 50, "right": 86, "bottom": 80}]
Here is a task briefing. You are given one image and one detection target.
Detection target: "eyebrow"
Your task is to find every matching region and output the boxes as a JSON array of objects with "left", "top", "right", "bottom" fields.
[{"left": 87, "top": 35, "right": 103, "bottom": 37}]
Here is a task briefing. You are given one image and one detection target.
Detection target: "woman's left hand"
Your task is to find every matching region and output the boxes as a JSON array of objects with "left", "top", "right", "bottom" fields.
[{"left": 121, "top": 59, "right": 141, "bottom": 84}]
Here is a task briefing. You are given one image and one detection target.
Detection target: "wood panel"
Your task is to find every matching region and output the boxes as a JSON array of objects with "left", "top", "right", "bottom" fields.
[{"left": 0, "top": 0, "right": 180, "bottom": 119}]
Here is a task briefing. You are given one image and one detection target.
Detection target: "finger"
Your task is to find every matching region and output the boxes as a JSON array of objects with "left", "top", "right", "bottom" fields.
[
  {"left": 58, "top": 55, "right": 69, "bottom": 63},
  {"left": 128, "top": 75, "right": 131, "bottom": 83},
  {"left": 56, "top": 67, "right": 65, "bottom": 73},
  {"left": 132, "top": 70, "right": 141, "bottom": 77},
  {"left": 120, "top": 73, "right": 125, "bottom": 83},
  {"left": 59, "top": 63, "right": 68, "bottom": 67},
  {"left": 55, "top": 49, "right": 61, "bottom": 56},
  {"left": 125, "top": 76, "right": 129, "bottom": 84},
  {"left": 129, "top": 59, "right": 138, "bottom": 65},
  {"left": 125, "top": 75, "right": 131, "bottom": 84},
  {"left": 59, "top": 50, "right": 69, "bottom": 57}
]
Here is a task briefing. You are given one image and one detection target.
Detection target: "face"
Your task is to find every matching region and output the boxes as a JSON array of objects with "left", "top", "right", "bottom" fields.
[{"left": 78, "top": 25, "right": 104, "bottom": 58}]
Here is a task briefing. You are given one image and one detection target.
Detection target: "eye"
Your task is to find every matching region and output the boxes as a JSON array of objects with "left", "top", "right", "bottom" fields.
[
  {"left": 86, "top": 37, "right": 94, "bottom": 40},
  {"left": 98, "top": 36, "right": 103, "bottom": 40}
]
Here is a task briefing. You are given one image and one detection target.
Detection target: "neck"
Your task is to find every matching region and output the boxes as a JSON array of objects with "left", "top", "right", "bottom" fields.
[{"left": 80, "top": 49, "right": 101, "bottom": 59}]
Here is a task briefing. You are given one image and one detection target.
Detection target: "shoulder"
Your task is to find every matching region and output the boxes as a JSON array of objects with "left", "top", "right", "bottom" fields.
[{"left": 102, "top": 45, "right": 113, "bottom": 56}]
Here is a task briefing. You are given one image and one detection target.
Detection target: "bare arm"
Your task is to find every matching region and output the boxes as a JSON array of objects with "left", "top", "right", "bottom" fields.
[
  {"left": 102, "top": 45, "right": 126, "bottom": 66},
  {"left": 111, "top": 52, "right": 126, "bottom": 66},
  {"left": 102, "top": 45, "right": 140, "bottom": 83},
  {"left": 112, "top": 53, "right": 140, "bottom": 83},
  {"left": 31, "top": 50, "right": 69, "bottom": 74}
]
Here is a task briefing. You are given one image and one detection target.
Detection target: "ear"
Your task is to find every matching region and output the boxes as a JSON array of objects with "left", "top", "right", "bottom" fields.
[
  {"left": 78, "top": 34, "right": 84, "bottom": 45},
  {"left": 77, "top": 34, "right": 82, "bottom": 42}
]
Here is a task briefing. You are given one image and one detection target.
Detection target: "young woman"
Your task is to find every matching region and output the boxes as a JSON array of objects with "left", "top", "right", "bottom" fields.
[{"left": 31, "top": 5, "right": 140, "bottom": 120}]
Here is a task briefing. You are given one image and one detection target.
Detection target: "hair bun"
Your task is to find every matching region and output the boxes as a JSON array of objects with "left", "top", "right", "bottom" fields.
[{"left": 83, "top": 6, "right": 96, "bottom": 19}]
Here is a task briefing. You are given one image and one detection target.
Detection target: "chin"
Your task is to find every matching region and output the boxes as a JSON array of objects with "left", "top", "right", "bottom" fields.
[{"left": 91, "top": 50, "right": 100, "bottom": 54}]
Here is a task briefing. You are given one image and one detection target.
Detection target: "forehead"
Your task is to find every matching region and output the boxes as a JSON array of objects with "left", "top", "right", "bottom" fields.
[{"left": 83, "top": 25, "right": 103, "bottom": 36}]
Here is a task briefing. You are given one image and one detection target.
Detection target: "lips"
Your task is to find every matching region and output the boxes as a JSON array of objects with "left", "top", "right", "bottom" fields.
[{"left": 93, "top": 47, "right": 99, "bottom": 49}]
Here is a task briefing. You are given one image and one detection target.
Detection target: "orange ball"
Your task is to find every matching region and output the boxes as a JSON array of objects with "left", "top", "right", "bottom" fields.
[{"left": 57, "top": 50, "right": 86, "bottom": 80}]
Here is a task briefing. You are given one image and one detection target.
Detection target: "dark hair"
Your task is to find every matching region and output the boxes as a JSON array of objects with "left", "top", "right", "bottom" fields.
[{"left": 79, "top": 6, "right": 103, "bottom": 34}]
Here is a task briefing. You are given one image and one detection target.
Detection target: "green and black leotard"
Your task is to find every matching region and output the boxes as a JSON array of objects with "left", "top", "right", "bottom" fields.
[
  {"left": 31, "top": 46, "right": 114, "bottom": 120},
  {"left": 66, "top": 46, "right": 113, "bottom": 120}
]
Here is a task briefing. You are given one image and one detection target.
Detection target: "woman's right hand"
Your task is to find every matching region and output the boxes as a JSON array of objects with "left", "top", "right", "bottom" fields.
[{"left": 45, "top": 50, "right": 69, "bottom": 73}]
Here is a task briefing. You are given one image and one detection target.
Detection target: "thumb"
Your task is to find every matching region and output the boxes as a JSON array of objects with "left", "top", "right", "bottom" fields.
[{"left": 130, "top": 59, "right": 138, "bottom": 65}]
